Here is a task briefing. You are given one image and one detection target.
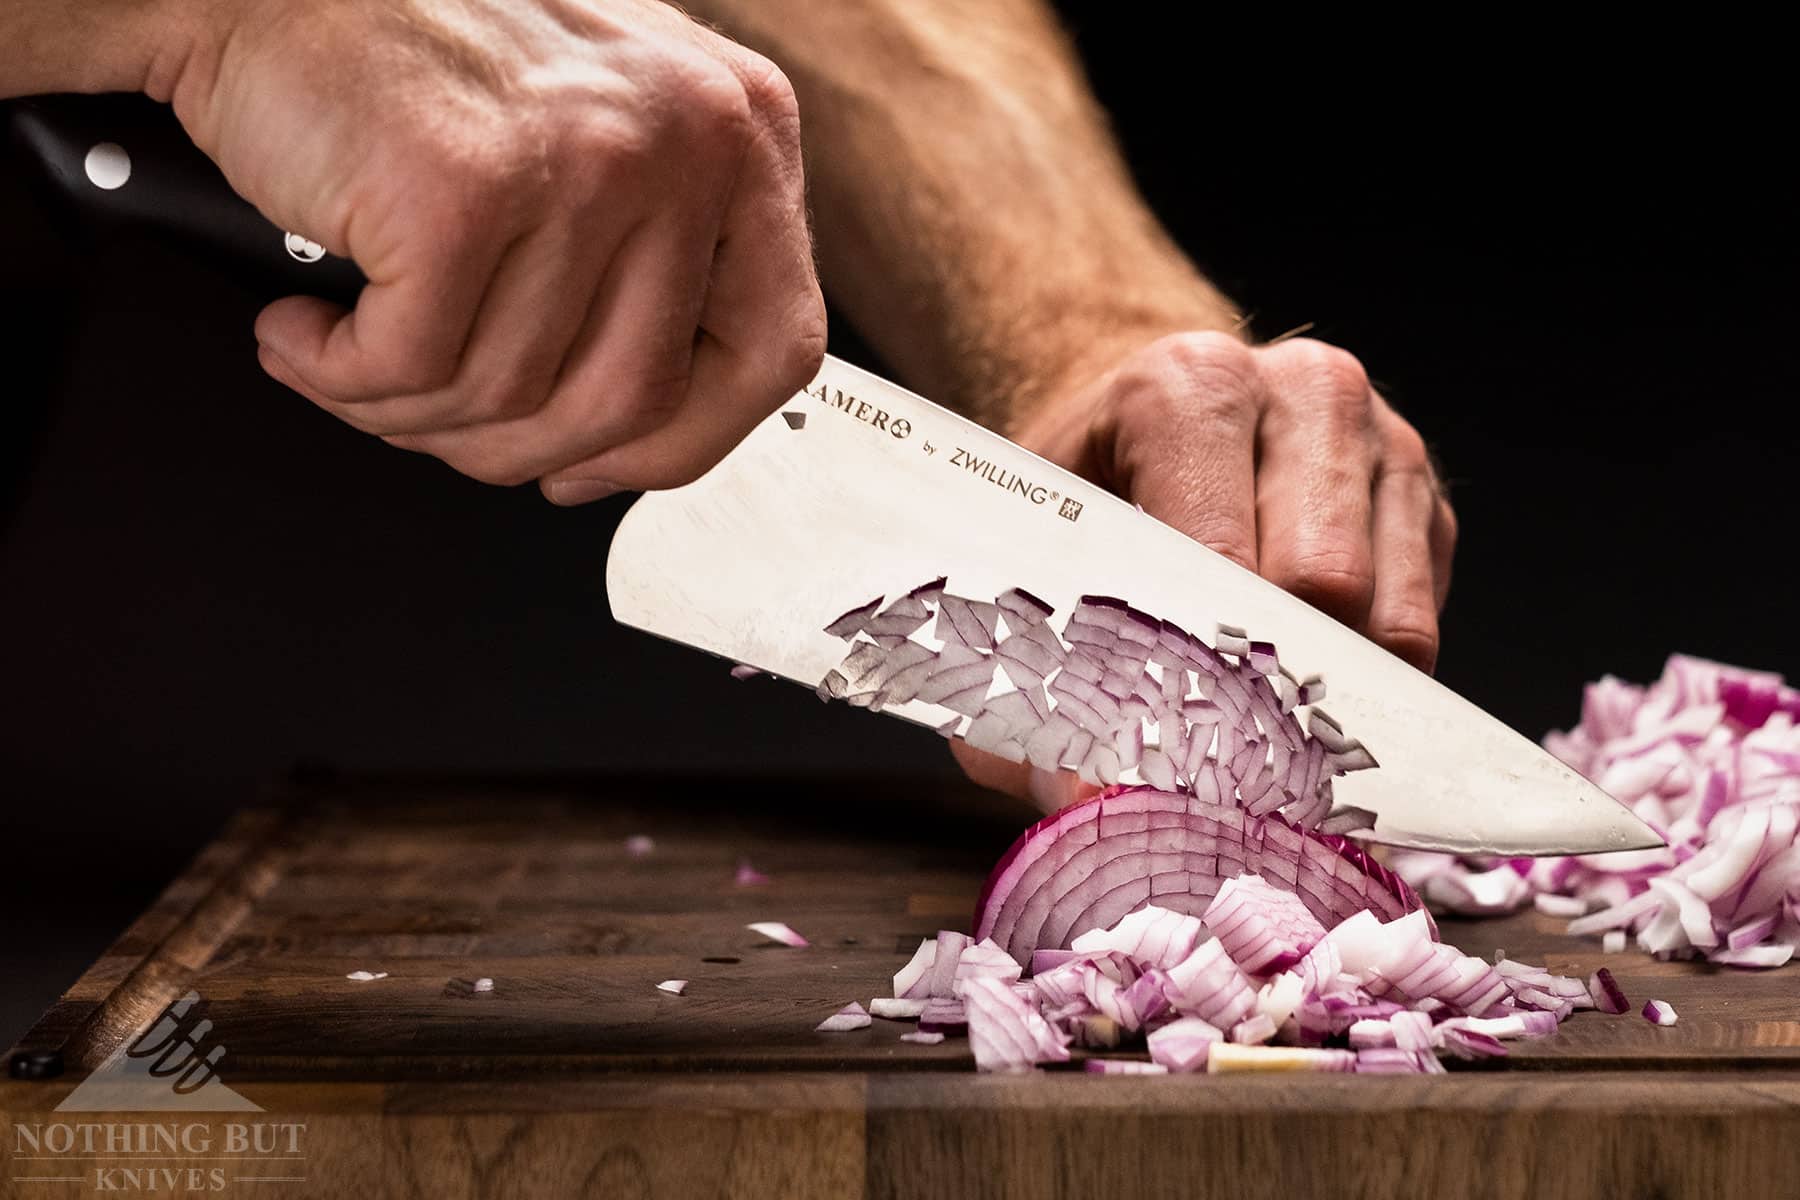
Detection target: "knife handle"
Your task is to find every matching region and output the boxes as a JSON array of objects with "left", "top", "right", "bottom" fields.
[{"left": 5, "top": 93, "right": 366, "bottom": 307}]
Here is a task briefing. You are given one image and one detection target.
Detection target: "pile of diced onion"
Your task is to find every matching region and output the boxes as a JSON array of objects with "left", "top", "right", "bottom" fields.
[
  {"left": 1390, "top": 655, "right": 1800, "bottom": 969},
  {"left": 850, "top": 873, "right": 1618, "bottom": 1075}
]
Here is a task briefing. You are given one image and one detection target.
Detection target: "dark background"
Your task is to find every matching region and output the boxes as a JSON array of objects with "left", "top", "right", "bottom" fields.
[{"left": 2, "top": 30, "right": 1794, "bottom": 1046}]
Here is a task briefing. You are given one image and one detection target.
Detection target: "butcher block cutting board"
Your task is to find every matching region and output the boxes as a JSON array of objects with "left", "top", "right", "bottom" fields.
[{"left": 4, "top": 770, "right": 1797, "bottom": 1199}]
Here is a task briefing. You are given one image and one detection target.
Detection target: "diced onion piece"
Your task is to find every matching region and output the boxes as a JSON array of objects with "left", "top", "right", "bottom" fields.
[
  {"left": 345, "top": 970, "right": 387, "bottom": 982},
  {"left": 729, "top": 664, "right": 761, "bottom": 681},
  {"left": 472, "top": 977, "right": 493, "bottom": 993},
  {"left": 900, "top": 1031, "right": 946, "bottom": 1045},
  {"left": 747, "top": 921, "right": 809, "bottom": 948},
  {"left": 1146, "top": 1017, "right": 1223, "bottom": 1072},
  {"left": 817, "top": 1002, "right": 872, "bottom": 1032},
  {"left": 656, "top": 979, "right": 688, "bottom": 996},
  {"left": 1642, "top": 999, "right": 1679, "bottom": 1026},
  {"left": 624, "top": 835, "right": 655, "bottom": 858},
  {"left": 893, "top": 938, "right": 937, "bottom": 999},
  {"left": 870, "top": 998, "right": 926, "bottom": 1020},
  {"left": 1533, "top": 893, "right": 1590, "bottom": 917},
  {"left": 964, "top": 975, "right": 1070, "bottom": 1072},
  {"left": 1603, "top": 931, "right": 1627, "bottom": 954},
  {"left": 1588, "top": 968, "right": 1629, "bottom": 1014},
  {"left": 952, "top": 937, "right": 1025, "bottom": 996},
  {"left": 734, "top": 859, "right": 771, "bottom": 886}
]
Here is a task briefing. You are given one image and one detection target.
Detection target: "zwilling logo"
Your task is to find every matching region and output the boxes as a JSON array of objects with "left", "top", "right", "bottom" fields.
[{"left": 7, "top": 991, "right": 309, "bottom": 1191}]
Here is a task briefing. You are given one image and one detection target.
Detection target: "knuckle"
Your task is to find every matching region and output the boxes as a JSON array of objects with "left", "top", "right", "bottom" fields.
[
  {"left": 1285, "top": 339, "right": 1371, "bottom": 398},
  {"left": 740, "top": 57, "right": 802, "bottom": 129},
  {"left": 1282, "top": 554, "right": 1377, "bottom": 620},
  {"left": 1377, "top": 616, "right": 1440, "bottom": 673}
]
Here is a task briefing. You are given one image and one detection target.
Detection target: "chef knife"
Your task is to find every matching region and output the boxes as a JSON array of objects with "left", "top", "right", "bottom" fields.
[{"left": 5, "top": 93, "right": 1662, "bottom": 856}]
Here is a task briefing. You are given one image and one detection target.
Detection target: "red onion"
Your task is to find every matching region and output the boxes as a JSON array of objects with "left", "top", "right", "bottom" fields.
[
  {"left": 1391, "top": 656, "right": 1799, "bottom": 969},
  {"left": 746, "top": 921, "right": 808, "bottom": 948},
  {"left": 975, "top": 786, "right": 1428, "bottom": 966},
  {"left": 1588, "top": 968, "right": 1629, "bottom": 1014},
  {"left": 816, "top": 1003, "right": 871, "bottom": 1032},
  {"left": 734, "top": 859, "right": 770, "bottom": 886},
  {"left": 869, "top": 998, "right": 926, "bottom": 1020},
  {"left": 1145, "top": 1017, "right": 1223, "bottom": 1072},
  {"left": 818, "top": 583, "right": 1379, "bottom": 827},
  {"left": 655, "top": 979, "right": 688, "bottom": 996},
  {"left": 1643, "top": 999, "right": 1679, "bottom": 1026},
  {"left": 624, "top": 835, "right": 654, "bottom": 858},
  {"left": 964, "top": 975, "right": 1071, "bottom": 1072}
]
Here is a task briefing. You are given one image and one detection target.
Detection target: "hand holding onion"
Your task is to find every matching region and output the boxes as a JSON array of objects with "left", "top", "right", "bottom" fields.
[{"left": 957, "top": 331, "right": 1458, "bottom": 811}]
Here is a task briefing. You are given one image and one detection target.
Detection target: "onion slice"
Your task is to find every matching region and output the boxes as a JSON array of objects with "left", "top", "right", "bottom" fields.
[
  {"left": 746, "top": 921, "right": 809, "bottom": 948},
  {"left": 817, "top": 1003, "right": 872, "bottom": 1032}
]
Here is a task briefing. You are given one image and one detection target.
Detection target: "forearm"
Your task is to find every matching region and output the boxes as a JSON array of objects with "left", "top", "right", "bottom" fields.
[
  {"left": 0, "top": 0, "right": 201, "bottom": 100},
  {"left": 682, "top": 0, "right": 1241, "bottom": 430}
]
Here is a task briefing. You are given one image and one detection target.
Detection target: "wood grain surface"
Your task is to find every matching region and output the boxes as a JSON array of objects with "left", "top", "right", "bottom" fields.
[{"left": 3, "top": 772, "right": 1796, "bottom": 1199}]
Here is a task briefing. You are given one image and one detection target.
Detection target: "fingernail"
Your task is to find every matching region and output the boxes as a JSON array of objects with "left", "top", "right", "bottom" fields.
[{"left": 545, "top": 479, "right": 622, "bottom": 506}]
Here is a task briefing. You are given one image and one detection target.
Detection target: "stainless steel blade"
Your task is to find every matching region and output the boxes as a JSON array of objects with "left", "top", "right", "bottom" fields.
[{"left": 606, "top": 354, "right": 1660, "bottom": 856}]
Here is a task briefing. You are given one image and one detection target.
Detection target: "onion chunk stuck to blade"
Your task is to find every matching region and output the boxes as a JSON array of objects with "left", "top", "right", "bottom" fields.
[
  {"left": 1388, "top": 655, "right": 1800, "bottom": 969},
  {"left": 815, "top": 582, "right": 1380, "bottom": 832}
]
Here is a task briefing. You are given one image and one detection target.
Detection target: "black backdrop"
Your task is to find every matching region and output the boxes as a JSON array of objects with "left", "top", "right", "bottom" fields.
[{"left": 1, "top": 29, "right": 1793, "bottom": 1044}]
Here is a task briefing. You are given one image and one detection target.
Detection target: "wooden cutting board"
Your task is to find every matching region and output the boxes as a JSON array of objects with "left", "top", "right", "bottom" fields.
[{"left": 3, "top": 771, "right": 1796, "bottom": 1199}]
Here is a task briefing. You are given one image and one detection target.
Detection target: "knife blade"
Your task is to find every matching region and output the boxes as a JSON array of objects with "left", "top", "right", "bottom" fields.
[
  {"left": 8, "top": 92, "right": 1660, "bottom": 856},
  {"left": 607, "top": 358, "right": 1660, "bottom": 856}
]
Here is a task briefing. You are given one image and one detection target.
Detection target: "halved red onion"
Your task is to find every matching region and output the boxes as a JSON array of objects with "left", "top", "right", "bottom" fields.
[
  {"left": 816, "top": 1003, "right": 871, "bottom": 1032},
  {"left": 746, "top": 921, "right": 809, "bottom": 948},
  {"left": 964, "top": 975, "right": 1071, "bottom": 1072},
  {"left": 1642, "top": 999, "right": 1679, "bottom": 1026},
  {"left": 975, "top": 786, "right": 1427, "bottom": 965}
]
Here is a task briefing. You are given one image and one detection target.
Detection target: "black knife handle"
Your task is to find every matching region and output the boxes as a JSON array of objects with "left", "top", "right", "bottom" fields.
[{"left": 5, "top": 93, "right": 366, "bottom": 308}]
